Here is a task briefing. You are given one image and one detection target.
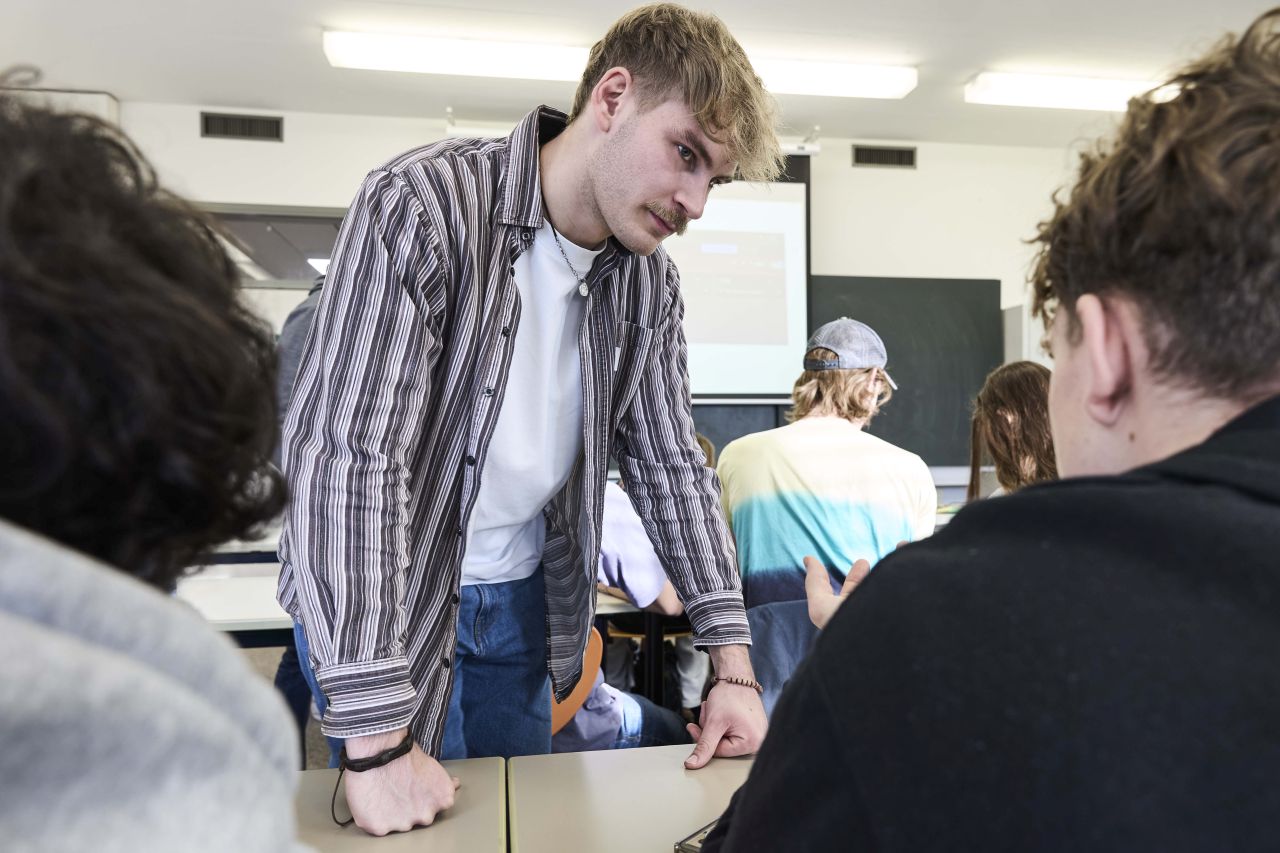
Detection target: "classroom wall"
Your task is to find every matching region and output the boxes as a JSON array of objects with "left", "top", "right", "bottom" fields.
[
  {"left": 120, "top": 102, "right": 449, "bottom": 210},
  {"left": 121, "top": 102, "right": 1082, "bottom": 358},
  {"left": 808, "top": 137, "right": 1081, "bottom": 358}
]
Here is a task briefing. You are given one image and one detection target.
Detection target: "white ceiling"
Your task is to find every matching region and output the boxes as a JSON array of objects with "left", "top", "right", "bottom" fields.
[{"left": 4, "top": 0, "right": 1273, "bottom": 147}]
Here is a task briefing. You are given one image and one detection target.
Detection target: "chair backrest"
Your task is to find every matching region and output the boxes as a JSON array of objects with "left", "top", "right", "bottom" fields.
[
  {"left": 550, "top": 625, "right": 604, "bottom": 734},
  {"left": 746, "top": 600, "right": 820, "bottom": 717}
]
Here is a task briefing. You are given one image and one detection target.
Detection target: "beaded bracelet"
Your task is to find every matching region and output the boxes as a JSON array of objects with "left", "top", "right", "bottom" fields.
[{"left": 704, "top": 675, "right": 765, "bottom": 701}]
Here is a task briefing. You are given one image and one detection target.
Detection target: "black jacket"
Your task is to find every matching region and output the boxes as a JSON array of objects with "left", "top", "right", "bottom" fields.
[{"left": 705, "top": 396, "right": 1280, "bottom": 852}]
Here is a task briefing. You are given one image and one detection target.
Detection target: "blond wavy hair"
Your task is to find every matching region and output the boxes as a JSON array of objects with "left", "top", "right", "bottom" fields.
[
  {"left": 695, "top": 432, "right": 717, "bottom": 467},
  {"left": 568, "top": 3, "right": 784, "bottom": 183},
  {"left": 787, "top": 348, "right": 893, "bottom": 424}
]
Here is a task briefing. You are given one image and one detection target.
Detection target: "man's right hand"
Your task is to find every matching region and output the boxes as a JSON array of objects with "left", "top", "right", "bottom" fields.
[{"left": 342, "top": 728, "right": 461, "bottom": 836}]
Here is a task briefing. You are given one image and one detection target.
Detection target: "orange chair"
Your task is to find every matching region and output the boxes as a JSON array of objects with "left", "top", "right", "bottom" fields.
[{"left": 550, "top": 626, "right": 604, "bottom": 735}]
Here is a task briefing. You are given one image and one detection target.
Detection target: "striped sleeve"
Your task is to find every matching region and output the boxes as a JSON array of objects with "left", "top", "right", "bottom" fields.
[
  {"left": 615, "top": 260, "right": 750, "bottom": 647},
  {"left": 280, "top": 169, "right": 443, "bottom": 738}
]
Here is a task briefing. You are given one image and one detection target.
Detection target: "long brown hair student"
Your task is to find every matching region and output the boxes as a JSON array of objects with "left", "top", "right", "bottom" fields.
[{"left": 966, "top": 361, "right": 1058, "bottom": 501}]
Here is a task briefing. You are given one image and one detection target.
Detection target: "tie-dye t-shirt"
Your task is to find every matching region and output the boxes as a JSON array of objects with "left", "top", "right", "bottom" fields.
[{"left": 717, "top": 416, "right": 937, "bottom": 609}]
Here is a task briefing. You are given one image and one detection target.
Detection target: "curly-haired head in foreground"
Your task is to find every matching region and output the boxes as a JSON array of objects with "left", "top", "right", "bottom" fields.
[{"left": 0, "top": 89, "right": 285, "bottom": 589}]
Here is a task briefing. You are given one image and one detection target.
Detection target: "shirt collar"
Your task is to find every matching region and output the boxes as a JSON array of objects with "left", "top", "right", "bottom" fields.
[
  {"left": 497, "top": 105, "right": 634, "bottom": 263},
  {"left": 498, "top": 105, "right": 567, "bottom": 229}
]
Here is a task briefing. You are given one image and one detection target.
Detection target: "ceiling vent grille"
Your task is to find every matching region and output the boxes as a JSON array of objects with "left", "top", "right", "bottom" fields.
[
  {"left": 201, "top": 112, "right": 283, "bottom": 141},
  {"left": 852, "top": 145, "right": 916, "bottom": 168}
]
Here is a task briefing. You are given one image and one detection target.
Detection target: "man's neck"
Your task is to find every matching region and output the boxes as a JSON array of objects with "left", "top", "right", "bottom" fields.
[
  {"left": 539, "top": 122, "right": 610, "bottom": 249},
  {"left": 1117, "top": 383, "right": 1272, "bottom": 471},
  {"left": 801, "top": 412, "right": 868, "bottom": 430}
]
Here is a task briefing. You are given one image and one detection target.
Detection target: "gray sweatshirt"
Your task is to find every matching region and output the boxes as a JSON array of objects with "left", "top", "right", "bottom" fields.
[{"left": 0, "top": 520, "right": 308, "bottom": 852}]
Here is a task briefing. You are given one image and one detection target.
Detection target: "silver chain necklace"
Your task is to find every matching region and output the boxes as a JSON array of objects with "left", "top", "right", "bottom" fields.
[{"left": 550, "top": 226, "right": 591, "bottom": 297}]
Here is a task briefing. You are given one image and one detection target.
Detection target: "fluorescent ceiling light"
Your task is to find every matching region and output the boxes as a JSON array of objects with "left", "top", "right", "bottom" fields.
[
  {"left": 325, "top": 30, "right": 916, "bottom": 99},
  {"left": 308, "top": 258, "right": 330, "bottom": 275},
  {"left": 965, "top": 71, "right": 1162, "bottom": 112},
  {"left": 753, "top": 58, "right": 917, "bottom": 99},
  {"left": 324, "top": 31, "right": 588, "bottom": 82}
]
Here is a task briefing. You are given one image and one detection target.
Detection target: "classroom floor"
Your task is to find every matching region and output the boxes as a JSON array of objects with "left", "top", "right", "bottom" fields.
[{"left": 243, "top": 645, "right": 330, "bottom": 770}]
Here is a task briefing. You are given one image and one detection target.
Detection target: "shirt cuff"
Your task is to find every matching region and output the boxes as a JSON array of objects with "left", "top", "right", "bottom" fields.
[
  {"left": 683, "top": 590, "right": 752, "bottom": 648},
  {"left": 315, "top": 655, "right": 417, "bottom": 740}
]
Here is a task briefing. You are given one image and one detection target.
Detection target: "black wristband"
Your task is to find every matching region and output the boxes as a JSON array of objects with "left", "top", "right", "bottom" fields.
[
  {"left": 338, "top": 731, "right": 414, "bottom": 773},
  {"left": 331, "top": 732, "right": 417, "bottom": 827}
]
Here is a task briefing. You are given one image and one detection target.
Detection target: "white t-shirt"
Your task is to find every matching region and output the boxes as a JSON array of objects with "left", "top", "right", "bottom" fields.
[{"left": 460, "top": 221, "right": 603, "bottom": 586}]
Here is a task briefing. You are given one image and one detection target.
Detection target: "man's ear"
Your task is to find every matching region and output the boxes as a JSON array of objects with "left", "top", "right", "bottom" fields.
[
  {"left": 1076, "top": 293, "right": 1142, "bottom": 427},
  {"left": 589, "top": 67, "right": 632, "bottom": 133}
]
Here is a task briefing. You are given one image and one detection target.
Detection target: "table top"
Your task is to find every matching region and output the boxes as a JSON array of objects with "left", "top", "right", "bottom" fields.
[
  {"left": 214, "top": 522, "right": 282, "bottom": 555},
  {"left": 508, "top": 744, "right": 752, "bottom": 853},
  {"left": 178, "top": 567, "right": 638, "bottom": 634},
  {"left": 595, "top": 593, "right": 640, "bottom": 617},
  {"left": 175, "top": 564, "right": 292, "bottom": 632},
  {"left": 296, "top": 758, "right": 506, "bottom": 852}
]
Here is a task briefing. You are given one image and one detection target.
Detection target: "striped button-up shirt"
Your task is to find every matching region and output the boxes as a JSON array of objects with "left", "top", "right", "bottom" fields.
[{"left": 277, "top": 106, "right": 749, "bottom": 753}]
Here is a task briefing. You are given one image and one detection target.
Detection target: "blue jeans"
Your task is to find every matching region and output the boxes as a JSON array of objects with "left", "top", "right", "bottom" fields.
[
  {"left": 440, "top": 569, "right": 551, "bottom": 759},
  {"left": 272, "top": 637, "right": 313, "bottom": 768},
  {"left": 296, "top": 569, "right": 553, "bottom": 765},
  {"left": 615, "top": 690, "right": 693, "bottom": 749},
  {"left": 293, "top": 620, "right": 344, "bottom": 768}
]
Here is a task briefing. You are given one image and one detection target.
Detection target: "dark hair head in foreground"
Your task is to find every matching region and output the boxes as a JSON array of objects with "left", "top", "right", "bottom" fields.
[
  {"left": 967, "top": 361, "right": 1058, "bottom": 501},
  {"left": 1031, "top": 8, "right": 1280, "bottom": 401},
  {"left": 0, "top": 92, "right": 285, "bottom": 589}
]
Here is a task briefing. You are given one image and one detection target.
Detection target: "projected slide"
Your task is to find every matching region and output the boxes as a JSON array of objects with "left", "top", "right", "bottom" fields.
[
  {"left": 662, "top": 180, "right": 807, "bottom": 396},
  {"left": 676, "top": 231, "right": 788, "bottom": 344}
]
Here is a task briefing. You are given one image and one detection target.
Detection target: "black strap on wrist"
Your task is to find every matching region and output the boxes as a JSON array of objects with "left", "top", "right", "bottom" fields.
[
  {"left": 330, "top": 732, "right": 415, "bottom": 827},
  {"left": 339, "top": 732, "right": 415, "bottom": 773}
]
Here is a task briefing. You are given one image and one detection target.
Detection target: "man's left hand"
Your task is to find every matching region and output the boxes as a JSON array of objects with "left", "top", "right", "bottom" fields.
[
  {"left": 804, "top": 555, "right": 870, "bottom": 630},
  {"left": 684, "top": 644, "right": 767, "bottom": 769}
]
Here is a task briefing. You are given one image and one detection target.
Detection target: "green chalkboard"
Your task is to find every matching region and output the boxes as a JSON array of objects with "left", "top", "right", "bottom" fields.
[{"left": 809, "top": 276, "right": 1002, "bottom": 466}]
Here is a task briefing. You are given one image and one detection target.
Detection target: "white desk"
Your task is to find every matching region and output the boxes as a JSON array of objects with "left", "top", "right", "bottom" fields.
[
  {"left": 177, "top": 568, "right": 641, "bottom": 647},
  {"left": 595, "top": 593, "right": 640, "bottom": 617},
  {"left": 215, "top": 522, "right": 282, "bottom": 556},
  {"left": 179, "top": 570, "right": 637, "bottom": 630},
  {"left": 296, "top": 758, "right": 506, "bottom": 852},
  {"left": 508, "top": 744, "right": 752, "bottom": 852},
  {"left": 175, "top": 563, "right": 293, "bottom": 648}
]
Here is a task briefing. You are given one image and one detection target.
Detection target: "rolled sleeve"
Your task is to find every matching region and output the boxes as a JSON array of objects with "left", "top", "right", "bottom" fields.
[{"left": 315, "top": 656, "right": 417, "bottom": 738}]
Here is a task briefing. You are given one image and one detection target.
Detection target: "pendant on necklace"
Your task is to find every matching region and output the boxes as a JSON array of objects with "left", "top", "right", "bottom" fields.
[{"left": 578, "top": 282, "right": 589, "bottom": 297}]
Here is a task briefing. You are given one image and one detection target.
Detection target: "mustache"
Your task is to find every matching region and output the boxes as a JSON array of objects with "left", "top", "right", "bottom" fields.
[{"left": 646, "top": 202, "right": 688, "bottom": 236}]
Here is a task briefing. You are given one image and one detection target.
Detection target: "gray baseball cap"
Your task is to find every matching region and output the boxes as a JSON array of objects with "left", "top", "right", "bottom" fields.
[{"left": 803, "top": 317, "right": 898, "bottom": 389}]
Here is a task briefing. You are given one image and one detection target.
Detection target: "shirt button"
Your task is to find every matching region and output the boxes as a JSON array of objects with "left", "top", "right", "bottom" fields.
[
  {"left": 482, "top": 387, "right": 494, "bottom": 397},
  {"left": 440, "top": 656, "right": 450, "bottom": 668},
  {"left": 451, "top": 592, "right": 460, "bottom": 605},
  {"left": 501, "top": 326, "right": 511, "bottom": 337},
  {"left": 455, "top": 526, "right": 463, "bottom": 537},
  {"left": 465, "top": 455, "right": 477, "bottom": 466}
]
